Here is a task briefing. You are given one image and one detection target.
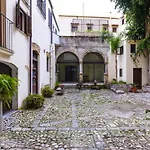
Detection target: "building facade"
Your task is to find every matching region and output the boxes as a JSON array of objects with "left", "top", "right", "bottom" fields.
[
  {"left": 0, "top": 0, "right": 59, "bottom": 114},
  {"left": 56, "top": 15, "right": 120, "bottom": 83},
  {"left": 117, "top": 16, "right": 149, "bottom": 88}
]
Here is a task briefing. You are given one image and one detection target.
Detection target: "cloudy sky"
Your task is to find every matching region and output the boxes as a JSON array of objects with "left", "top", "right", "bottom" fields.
[{"left": 51, "top": 0, "right": 122, "bottom": 18}]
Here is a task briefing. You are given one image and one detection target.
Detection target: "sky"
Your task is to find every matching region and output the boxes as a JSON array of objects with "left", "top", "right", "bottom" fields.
[{"left": 51, "top": 0, "right": 122, "bottom": 19}]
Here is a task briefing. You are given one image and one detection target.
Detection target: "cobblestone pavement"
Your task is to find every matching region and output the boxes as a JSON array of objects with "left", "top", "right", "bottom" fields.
[{"left": 1, "top": 89, "right": 150, "bottom": 149}]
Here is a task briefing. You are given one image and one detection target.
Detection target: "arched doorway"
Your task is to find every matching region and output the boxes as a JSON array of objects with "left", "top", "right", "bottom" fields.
[
  {"left": 83, "top": 52, "right": 104, "bottom": 82},
  {"left": 0, "top": 61, "right": 18, "bottom": 114},
  {"left": 57, "top": 52, "right": 79, "bottom": 83}
]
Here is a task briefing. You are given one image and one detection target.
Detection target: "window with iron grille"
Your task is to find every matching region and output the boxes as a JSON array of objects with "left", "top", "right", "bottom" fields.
[
  {"left": 119, "top": 46, "right": 124, "bottom": 55},
  {"left": 46, "top": 56, "right": 49, "bottom": 72},
  {"left": 16, "top": 3, "right": 32, "bottom": 36},
  {"left": 119, "top": 69, "right": 123, "bottom": 77},
  {"left": 130, "top": 44, "right": 136, "bottom": 53},
  {"left": 37, "top": 0, "right": 46, "bottom": 19}
]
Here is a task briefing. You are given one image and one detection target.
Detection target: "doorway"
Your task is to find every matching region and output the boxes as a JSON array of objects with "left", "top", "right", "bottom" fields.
[
  {"left": 57, "top": 52, "right": 79, "bottom": 83},
  {"left": 65, "top": 65, "right": 78, "bottom": 82},
  {"left": 133, "top": 68, "right": 142, "bottom": 89},
  {"left": 0, "top": 62, "right": 12, "bottom": 114}
]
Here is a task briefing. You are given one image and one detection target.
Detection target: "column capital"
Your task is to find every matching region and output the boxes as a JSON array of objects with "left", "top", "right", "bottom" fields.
[{"left": 79, "top": 61, "right": 83, "bottom": 64}]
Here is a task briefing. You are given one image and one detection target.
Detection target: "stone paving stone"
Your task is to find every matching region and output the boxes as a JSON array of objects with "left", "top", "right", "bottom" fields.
[
  {"left": 70, "top": 131, "right": 95, "bottom": 148},
  {"left": 1, "top": 89, "right": 150, "bottom": 149}
]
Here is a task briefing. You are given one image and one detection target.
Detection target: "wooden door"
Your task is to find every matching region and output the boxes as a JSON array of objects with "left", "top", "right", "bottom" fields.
[{"left": 133, "top": 68, "right": 142, "bottom": 89}]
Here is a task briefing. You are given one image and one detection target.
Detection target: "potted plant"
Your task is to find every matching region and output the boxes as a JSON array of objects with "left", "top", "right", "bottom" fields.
[
  {"left": 0, "top": 74, "right": 19, "bottom": 133},
  {"left": 131, "top": 83, "right": 138, "bottom": 93}
]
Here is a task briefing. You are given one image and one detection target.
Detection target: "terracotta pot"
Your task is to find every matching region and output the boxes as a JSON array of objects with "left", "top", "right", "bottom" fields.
[{"left": 131, "top": 87, "right": 137, "bottom": 93}]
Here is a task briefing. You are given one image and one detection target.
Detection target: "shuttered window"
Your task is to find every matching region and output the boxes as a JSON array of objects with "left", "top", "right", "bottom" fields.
[
  {"left": 37, "top": 0, "right": 46, "bottom": 19},
  {"left": 16, "top": 3, "right": 32, "bottom": 36}
]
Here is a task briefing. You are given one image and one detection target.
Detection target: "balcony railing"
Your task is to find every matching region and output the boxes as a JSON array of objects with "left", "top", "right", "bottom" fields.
[{"left": 0, "top": 12, "right": 14, "bottom": 53}]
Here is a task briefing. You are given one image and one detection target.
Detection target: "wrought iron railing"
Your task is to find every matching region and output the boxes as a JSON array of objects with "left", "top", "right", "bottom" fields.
[{"left": 0, "top": 12, "right": 14, "bottom": 53}]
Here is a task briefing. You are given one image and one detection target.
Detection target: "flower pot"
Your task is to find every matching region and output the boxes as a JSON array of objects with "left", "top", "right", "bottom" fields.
[{"left": 131, "top": 87, "right": 137, "bottom": 93}]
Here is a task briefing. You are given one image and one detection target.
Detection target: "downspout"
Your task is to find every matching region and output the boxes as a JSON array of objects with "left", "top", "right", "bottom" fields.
[
  {"left": 29, "top": 0, "right": 32, "bottom": 93},
  {"left": 50, "top": 9, "right": 53, "bottom": 88}
]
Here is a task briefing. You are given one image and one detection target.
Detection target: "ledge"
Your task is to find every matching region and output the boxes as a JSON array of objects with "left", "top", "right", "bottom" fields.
[{"left": 0, "top": 46, "right": 14, "bottom": 56}]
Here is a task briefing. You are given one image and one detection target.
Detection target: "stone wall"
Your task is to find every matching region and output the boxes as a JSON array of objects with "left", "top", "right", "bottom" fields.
[{"left": 56, "top": 36, "right": 109, "bottom": 62}]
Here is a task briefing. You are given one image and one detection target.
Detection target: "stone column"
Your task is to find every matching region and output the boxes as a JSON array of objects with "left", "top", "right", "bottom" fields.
[
  {"left": 104, "top": 57, "right": 108, "bottom": 84},
  {"left": 79, "top": 61, "right": 83, "bottom": 83}
]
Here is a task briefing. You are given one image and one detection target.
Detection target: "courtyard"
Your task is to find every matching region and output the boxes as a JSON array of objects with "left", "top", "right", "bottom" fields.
[{"left": 1, "top": 89, "right": 150, "bottom": 149}]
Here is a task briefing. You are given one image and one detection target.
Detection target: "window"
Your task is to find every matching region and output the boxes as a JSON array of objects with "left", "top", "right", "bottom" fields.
[
  {"left": 22, "top": 0, "right": 30, "bottom": 7},
  {"left": 119, "top": 46, "right": 124, "bottom": 55},
  {"left": 48, "top": 8, "right": 52, "bottom": 28},
  {"left": 112, "top": 27, "right": 117, "bottom": 32},
  {"left": 55, "top": 28, "right": 57, "bottom": 34},
  {"left": 130, "top": 44, "right": 136, "bottom": 53},
  {"left": 46, "top": 56, "right": 49, "bottom": 72},
  {"left": 37, "top": 0, "right": 46, "bottom": 19},
  {"left": 71, "top": 24, "right": 78, "bottom": 32},
  {"left": 86, "top": 24, "right": 93, "bottom": 31},
  {"left": 87, "top": 25, "right": 92, "bottom": 31},
  {"left": 122, "top": 18, "right": 124, "bottom": 25},
  {"left": 16, "top": 3, "right": 32, "bottom": 36},
  {"left": 119, "top": 69, "right": 123, "bottom": 77}
]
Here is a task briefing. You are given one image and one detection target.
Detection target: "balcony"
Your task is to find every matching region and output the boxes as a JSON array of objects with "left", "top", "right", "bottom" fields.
[
  {"left": 0, "top": 12, "right": 14, "bottom": 55},
  {"left": 74, "top": 31, "right": 101, "bottom": 37}
]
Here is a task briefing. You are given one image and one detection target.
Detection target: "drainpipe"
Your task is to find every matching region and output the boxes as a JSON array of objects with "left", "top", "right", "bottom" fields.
[
  {"left": 50, "top": 9, "right": 53, "bottom": 88},
  {"left": 29, "top": 0, "right": 32, "bottom": 93}
]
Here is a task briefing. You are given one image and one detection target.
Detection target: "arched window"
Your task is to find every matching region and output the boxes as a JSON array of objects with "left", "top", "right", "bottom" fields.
[
  {"left": 57, "top": 52, "right": 79, "bottom": 82},
  {"left": 83, "top": 52, "right": 104, "bottom": 82}
]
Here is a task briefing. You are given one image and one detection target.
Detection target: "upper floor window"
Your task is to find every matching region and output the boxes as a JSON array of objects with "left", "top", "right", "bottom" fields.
[
  {"left": 22, "top": 0, "right": 30, "bottom": 7},
  {"left": 86, "top": 24, "right": 93, "bottom": 31},
  {"left": 122, "top": 18, "right": 124, "bottom": 25},
  {"left": 37, "top": 0, "right": 46, "bottom": 19},
  {"left": 16, "top": 4, "right": 31, "bottom": 36},
  {"left": 119, "top": 69, "right": 123, "bottom": 77},
  {"left": 130, "top": 44, "right": 136, "bottom": 53},
  {"left": 48, "top": 8, "right": 52, "bottom": 28},
  {"left": 119, "top": 46, "right": 124, "bottom": 55},
  {"left": 112, "top": 27, "right": 117, "bottom": 32},
  {"left": 55, "top": 28, "right": 57, "bottom": 34},
  {"left": 102, "top": 24, "right": 108, "bottom": 31},
  {"left": 71, "top": 23, "right": 78, "bottom": 32}
]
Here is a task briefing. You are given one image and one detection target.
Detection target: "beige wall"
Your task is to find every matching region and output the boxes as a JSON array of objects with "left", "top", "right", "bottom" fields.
[{"left": 117, "top": 40, "right": 149, "bottom": 86}]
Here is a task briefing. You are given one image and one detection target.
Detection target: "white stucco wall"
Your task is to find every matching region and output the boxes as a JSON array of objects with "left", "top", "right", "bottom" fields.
[
  {"left": 126, "top": 42, "right": 148, "bottom": 85},
  {"left": 0, "top": 0, "right": 31, "bottom": 107},
  {"left": 59, "top": 15, "right": 120, "bottom": 36},
  {"left": 107, "top": 50, "right": 116, "bottom": 82},
  {"left": 32, "top": 0, "right": 51, "bottom": 91}
]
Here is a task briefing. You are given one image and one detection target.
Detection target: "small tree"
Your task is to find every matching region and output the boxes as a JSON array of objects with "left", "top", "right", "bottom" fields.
[
  {"left": 100, "top": 30, "right": 121, "bottom": 80},
  {"left": 0, "top": 74, "right": 19, "bottom": 133}
]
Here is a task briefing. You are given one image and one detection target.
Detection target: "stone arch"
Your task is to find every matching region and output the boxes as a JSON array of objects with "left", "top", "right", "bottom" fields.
[
  {"left": 56, "top": 49, "right": 79, "bottom": 61},
  {"left": 56, "top": 52, "right": 79, "bottom": 83},
  {"left": 0, "top": 61, "right": 18, "bottom": 114},
  {"left": 82, "top": 52, "right": 105, "bottom": 83},
  {"left": 32, "top": 43, "right": 40, "bottom": 54},
  {"left": 81, "top": 50, "right": 105, "bottom": 62}
]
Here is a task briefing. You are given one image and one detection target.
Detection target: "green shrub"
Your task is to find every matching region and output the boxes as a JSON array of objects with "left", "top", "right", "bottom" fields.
[
  {"left": 98, "top": 84, "right": 107, "bottom": 89},
  {"left": 54, "top": 81, "right": 60, "bottom": 90},
  {"left": 0, "top": 74, "right": 19, "bottom": 108},
  {"left": 41, "top": 85, "right": 54, "bottom": 98},
  {"left": 110, "top": 79, "right": 126, "bottom": 85},
  {"left": 23, "top": 94, "right": 45, "bottom": 109},
  {"left": 118, "top": 80, "right": 126, "bottom": 84}
]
